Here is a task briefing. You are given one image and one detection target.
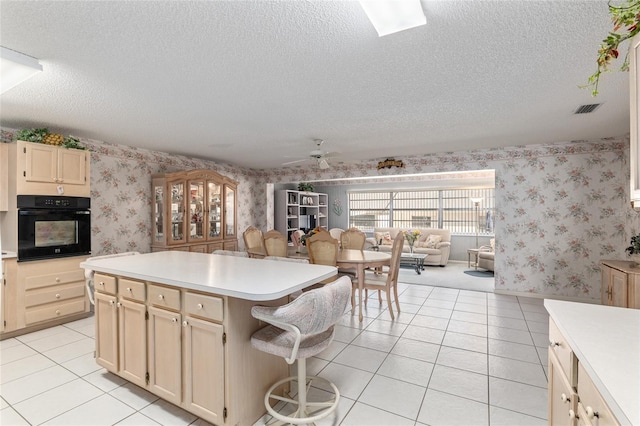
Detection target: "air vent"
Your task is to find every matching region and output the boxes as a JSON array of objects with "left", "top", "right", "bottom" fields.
[{"left": 574, "top": 103, "right": 602, "bottom": 114}]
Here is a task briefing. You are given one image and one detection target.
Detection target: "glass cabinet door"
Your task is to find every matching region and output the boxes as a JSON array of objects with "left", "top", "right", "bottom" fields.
[
  {"left": 224, "top": 185, "right": 236, "bottom": 238},
  {"left": 153, "top": 182, "right": 164, "bottom": 243},
  {"left": 207, "top": 181, "right": 222, "bottom": 240},
  {"left": 188, "top": 181, "right": 205, "bottom": 241},
  {"left": 170, "top": 180, "right": 186, "bottom": 243}
]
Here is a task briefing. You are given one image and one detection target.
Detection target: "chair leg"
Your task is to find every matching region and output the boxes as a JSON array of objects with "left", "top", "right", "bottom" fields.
[
  {"left": 393, "top": 283, "right": 401, "bottom": 313},
  {"left": 377, "top": 289, "right": 382, "bottom": 304},
  {"left": 386, "top": 288, "right": 395, "bottom": 320},
  {"left": 350, "top": 286, "right": 356, "bottom": 312}
]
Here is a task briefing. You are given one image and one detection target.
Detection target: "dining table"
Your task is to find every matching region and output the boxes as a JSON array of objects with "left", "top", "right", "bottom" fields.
[{"left": 247, "top": 247, "right": 392, "bottom": 321}]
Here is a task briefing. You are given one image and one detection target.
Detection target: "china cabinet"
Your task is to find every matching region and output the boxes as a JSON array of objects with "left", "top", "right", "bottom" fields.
[
  {"left": 275, "top": 189, "right": 328, "bottom": 241},
  {"left": 151, "top": 169, "right": 238, "bottom": 253}
]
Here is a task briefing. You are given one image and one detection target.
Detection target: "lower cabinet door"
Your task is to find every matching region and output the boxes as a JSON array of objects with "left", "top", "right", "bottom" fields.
[
  {"left": 549, "top": 350, "right": 577, "bottom": 426},
  {"left": 148, "top": 306, "right": 182, "bottom": 404},
  {"left": 95, "top": 292, "right": 118, "bottom": 372},
  {"left": 183, "top": 315, "right": 224, "bottom": 424},
  {"left": 118, "top": 298, "right": 147, "bottom": 388}
]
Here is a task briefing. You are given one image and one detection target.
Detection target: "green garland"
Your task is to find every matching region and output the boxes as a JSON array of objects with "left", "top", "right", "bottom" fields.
[
  {"left": 587, "top": 0, "right": 640, "bottom": 96},
  {"left": 15, "top": 128, "right": 86, "bottom": 150}
]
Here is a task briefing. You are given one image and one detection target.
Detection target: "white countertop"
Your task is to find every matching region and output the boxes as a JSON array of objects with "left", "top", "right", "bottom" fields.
[
  {"left": 544, "top": 300, "right": 640, "bottom": 426},
  {"left": 81, "top": 251, "right": 337, "bottom": 301}
]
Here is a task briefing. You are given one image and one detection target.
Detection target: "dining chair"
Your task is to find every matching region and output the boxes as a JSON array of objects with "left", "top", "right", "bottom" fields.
[
  {"left": 263, "top": 229, "right": 288, "bottom": 257},
  {"left": 340, "top": 227, "right": 366, "bottom": 250},
  {"left": 243, "top": 226, "right": 265, "bottom": 253},
  {"left": 329, "top": 227, "right": 345, "bottom": 242},
  {"left": 212, "top": 249, "right": 248, "bottom": 257},
  {"left": 250, "top": 276, "right": 352, "bottom": 425},
  {"left": 306, "top": 231, "right": 340, "bottom": 284},
  {"left": 353, "top": 232, "right": 403, "bottom": 319}
]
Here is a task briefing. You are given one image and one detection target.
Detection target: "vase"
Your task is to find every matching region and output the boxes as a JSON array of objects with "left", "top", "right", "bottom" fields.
[{"left": 409, "top": 245, "right": 414, "bottom": 254}]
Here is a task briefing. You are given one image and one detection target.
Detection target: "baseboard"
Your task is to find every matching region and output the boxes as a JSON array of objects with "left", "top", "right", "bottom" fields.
[{"left": 494, "top": 289, "right": 600, "bottom": 304}]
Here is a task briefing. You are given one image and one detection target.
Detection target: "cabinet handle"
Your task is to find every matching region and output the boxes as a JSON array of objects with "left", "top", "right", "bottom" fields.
[
  {"left": 171, "top": 317, "right": 178, "bottom": 323},
  {"left": 55, "top": 277, "right": 60, "bottom": 283},
  {"left": 98, "top": 281, "right": 104, "bottom": 286},
  {"left": 55, "top": 293, "right": 61, "bottom": 299},
  {"left": 182, "top": 320, "right": 188, "bottom": 327},
  {"left": 126, "top": 287, "right": 132, "bottom": 292},
  {"left": 158, "top": 294, "right": 164, "bottom": 300},
  {"left": 569, "top": 409, "right": 576, "bottom": 419},
  {"left": 549, "top": 340, "right": 560, "bottom": 347},
  {"left": 561, "top": 393, "right": 570, "bottom": 403},
  {"left": 117, "top": 302, "right": 121, "bottom": 308},
  {"left": 109, "top": 300, "right": 115, "bottom": 305},
  {"left": 585, "top": 406, "right": 599, "bottom": 419},
  {"left": 197, "top": 303, "right": 203, "bottom": 310},
  {"left": 55, "top": 310, "right": 61, "bottom": 315}
]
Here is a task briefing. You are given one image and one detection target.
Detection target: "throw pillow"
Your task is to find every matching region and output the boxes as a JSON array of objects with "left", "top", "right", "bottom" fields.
[
  {"left": 374, "top": 231, "right": 393, "bottom": 245},
  {"left": 425, "top": 234, "right": 442, "bottom": 248}
]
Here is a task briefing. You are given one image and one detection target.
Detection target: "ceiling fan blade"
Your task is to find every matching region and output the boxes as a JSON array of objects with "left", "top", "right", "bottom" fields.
[
  {"left": 323, "top": 151, "right": 341, "bottom": 158},
  {"left": 282, "top": 158, "right": 310, "bottom": 166}
]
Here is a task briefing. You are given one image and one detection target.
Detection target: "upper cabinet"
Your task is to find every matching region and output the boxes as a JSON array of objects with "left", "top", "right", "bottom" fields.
[
  {"left": 630, "top": 35, "right": 640, "bottom": 207},
  {"left": 151, "top": 169, "right": 238, "bottom": 253},
  {"left": 15, "top": 140, "right": 90, "bottom": 197}
]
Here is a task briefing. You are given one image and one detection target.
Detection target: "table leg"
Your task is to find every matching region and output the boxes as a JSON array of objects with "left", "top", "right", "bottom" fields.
[{"left": 358, "top": 264, "right": 365, "bottom": 322}]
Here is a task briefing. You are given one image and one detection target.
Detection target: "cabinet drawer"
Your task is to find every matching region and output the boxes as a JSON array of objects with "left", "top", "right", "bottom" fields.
[
  {"left": 189, "top": 244, "right": 208, "bottom": 253},
  {"left": 25, "top": 269, "right": 85, "bottom": 290},
  {"left": 184, "top": 292, "right": 223, "bottom": 322},
  {"left": 577, "top": 363, "right": 620, "bottom": 426},
  {"left": 95, "top": 273, "right": 117, "bottom": 295},
  {"left": 25, "top": 298, "right": 86, "bottom": 325},
  {"left": 25, "top": 282, "right": 85, "bottom": 308},
  {"left": 118, "top": 278, "right": 146, "bottom": 302},
  {"left": 148, "top": 284, "right": 180, "bottom": 311},
  {"left": 549, "top": 317, "right": 577, "bottom": 387}
]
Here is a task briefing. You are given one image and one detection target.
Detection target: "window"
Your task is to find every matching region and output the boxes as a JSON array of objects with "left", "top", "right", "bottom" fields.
[{"left": 348, "top": 189, "right": 494, "bottom": 234}]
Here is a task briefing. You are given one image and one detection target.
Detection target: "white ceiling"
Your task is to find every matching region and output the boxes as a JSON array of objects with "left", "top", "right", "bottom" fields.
[{"left": 0, "top": 1, "right": 630, "bottom": 170}]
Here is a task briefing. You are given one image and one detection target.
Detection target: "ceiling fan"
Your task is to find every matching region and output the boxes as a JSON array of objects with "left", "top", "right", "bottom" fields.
[{"left": 282, "top": 139, "right": 340, "bottom": 169}]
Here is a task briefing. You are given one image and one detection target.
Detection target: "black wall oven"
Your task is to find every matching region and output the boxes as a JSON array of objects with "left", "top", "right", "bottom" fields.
[{"left": 17, "top": 195, "right": 91, "bottom": 262}]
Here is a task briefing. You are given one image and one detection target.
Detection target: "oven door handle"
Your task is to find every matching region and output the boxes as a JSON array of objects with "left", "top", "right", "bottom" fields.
[{"left": 18, "top": 210, "right": 91, "bottom": 215}]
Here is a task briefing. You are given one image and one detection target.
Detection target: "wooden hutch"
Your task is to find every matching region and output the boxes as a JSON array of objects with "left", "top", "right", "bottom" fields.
[{"left": 151, "top": 169, "right": 238, "bottom": 253}]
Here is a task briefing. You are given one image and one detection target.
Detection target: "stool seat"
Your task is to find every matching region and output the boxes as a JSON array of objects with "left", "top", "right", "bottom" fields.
[{"left": 251, "top": 325, "right": 334, "bottom": 360}]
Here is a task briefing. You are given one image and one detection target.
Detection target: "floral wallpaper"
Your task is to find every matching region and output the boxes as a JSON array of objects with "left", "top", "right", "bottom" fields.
[{"left": 2, "top": 127, "right": 636, "bottom": 302}]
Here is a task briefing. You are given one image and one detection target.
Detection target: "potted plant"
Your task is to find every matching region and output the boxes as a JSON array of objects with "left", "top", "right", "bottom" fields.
[{"left": 625, "top": 233, "right": 640, "bottom": 264}]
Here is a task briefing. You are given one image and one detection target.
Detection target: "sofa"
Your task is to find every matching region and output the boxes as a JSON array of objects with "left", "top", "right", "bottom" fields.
[
  {"left": 365, "top": 228, "right": 451, "bottom": 266},
  {"left": 477, "top": 239, "right": 495, "bottom": 271}
]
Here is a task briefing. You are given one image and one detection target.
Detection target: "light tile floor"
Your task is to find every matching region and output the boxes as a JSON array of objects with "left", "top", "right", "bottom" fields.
[{"left": 1, "top": 282, "right": 549, "bottom": 426}]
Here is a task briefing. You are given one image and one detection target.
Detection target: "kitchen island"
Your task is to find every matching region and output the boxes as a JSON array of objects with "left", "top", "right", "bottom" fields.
[
  {"left": 545, "top": 300, "right": 639, "bottom": 426},
  {"left": 81, "top": 251, "right": 337, "bottom": 426}
]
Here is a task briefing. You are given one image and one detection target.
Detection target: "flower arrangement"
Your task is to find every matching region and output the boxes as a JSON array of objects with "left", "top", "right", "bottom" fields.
[
  {"left": 16, "top": 128, "right": 86, "bottom": 150},
  {"left": 403, "top": 229, "right": 422, "bottom": 248},
  {"left": 300, "top": 227, "right": 322, "bottom": 246},
  {"left": 587, "top": 0, "right": 640, "bottom": 96}
]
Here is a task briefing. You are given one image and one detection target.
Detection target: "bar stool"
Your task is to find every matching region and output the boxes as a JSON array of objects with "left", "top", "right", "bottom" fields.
[{"left": 250, "top": 276, "right": 352, "bottom": 424}]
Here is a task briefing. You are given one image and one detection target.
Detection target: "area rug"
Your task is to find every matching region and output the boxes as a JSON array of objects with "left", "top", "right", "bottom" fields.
[{"left": 463, "top": 270, "right": 495, "bottom": 278}]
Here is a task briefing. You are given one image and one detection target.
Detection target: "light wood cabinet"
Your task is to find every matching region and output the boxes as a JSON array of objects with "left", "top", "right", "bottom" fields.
[
  {"left": 151, "top": 169, "right": 238, "bottom": 253},
  {"left": 1, "top": 256, "right": 90, "bottom": 340},
  {"left": 600, "top": 260, "right": 640, "bottom": 309},
  {"left": 548, "top": 318, "right": 621, "bottom": 426},
  {"left": 14, "top": 140, "right": 90, "bottom": 197},
  {"left": 630, "top": 34, "right": 640, "bottom": 207},
  {"left": 275, "top": 189, "right": 328, "bottom": 241},
  {"left": 1, "top": 143, "right": 8, "bottom": 211},
  {"left": 93, "top": 272, "right": 287, "bottom": 425}
]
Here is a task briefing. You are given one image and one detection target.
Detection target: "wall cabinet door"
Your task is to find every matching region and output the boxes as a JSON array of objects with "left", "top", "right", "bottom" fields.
[
  {"left": 95, "top": 292, "right": 119, "bottom": 372},
  {"left": 24, "top": 142, "right": 87, "bottom": 185},
  {"left": 148, "top": 306, "right": 182, "bottom": 404},
  {"left": 609, "top": 269, "right": 627, "bottom": 307},
  {"left": 57, "top": 148, "right": 87, "bottom": 185},
  {"left": 118, "top": 298, "right": 147, "bottom": 387},
  {"left": 183, "top": 315, "right": 224, "bottom": 424},
  {"left": 223, "top": 184, "right": 236, "bottom": 240}
]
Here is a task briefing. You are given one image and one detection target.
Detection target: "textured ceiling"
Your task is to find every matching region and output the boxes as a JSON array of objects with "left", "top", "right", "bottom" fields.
[{"left": 0, "top": 1, "right": 630, "bottom": 170}]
